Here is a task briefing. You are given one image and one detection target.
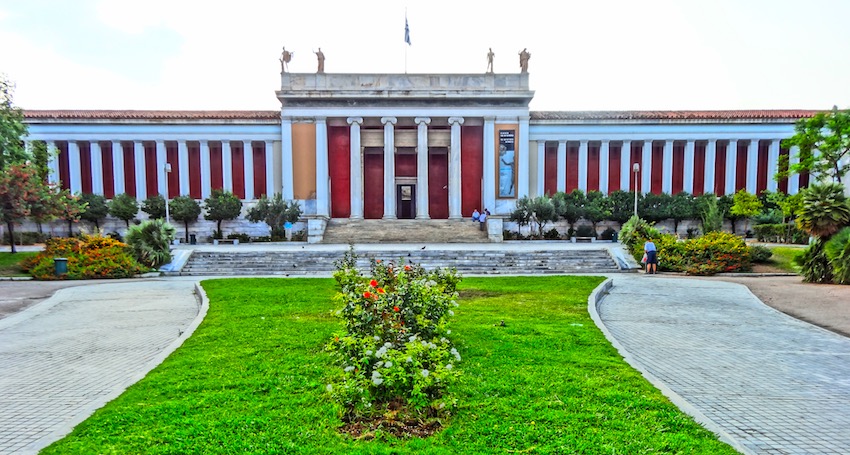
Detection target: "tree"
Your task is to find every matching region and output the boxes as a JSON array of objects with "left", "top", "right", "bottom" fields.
[
  {"left": 583, "top": 190, "right": 611, "bottom": 234},
  {"left": 796, "top": 183, "right": 850, "bottom": 239},
  {"left": 668, "top": 192, "right": 695, "bottom": 235},
  {"left": 778, "top": 107, "right": 850, "bottom": 184},
  {"left": 141, "top": 194, "right": 166, "bottom": 219},
  {"left": 639, "top": 193, "right": 671, "bottom": 224},
  {"left": 554, "top": 190, "right": 585, "bottom": 234},
  {"left": 511, "top": 195, "right": 557, "bottom": 238},
  {"left": 246, "top": 193, "right": 301, "bottom": 240},
  {"left": 0, "top": 164, "right": 44, "bottom": 253},
  {"left": 0, "top": 75, "right": 28, "bottom": 171},
  {"left": 730, "top": 189, "right": 762, "bottom": 235},
  {"left": 60, "top": 192, "right": 87, "bottom": 237},
  {"left": 718, "top": 195, "right": 739, "bottom": 233},
  {"left": 79, "top": 193, "right": 109, "bottom": 230},
  {"left": 109, "top": 193, "right": 139, "bottom": 227},
  {"left": 170, "top": 195, "right": 201, "bottom": 243},
  {"left": 607, "top": 190, "right": 636, "bottom": 228},
  {"left": 204, "top": 189, "right": 242, "bottom": 238},
  {"left": 697, "top": 194, "right": 723, "bottom": 234}
]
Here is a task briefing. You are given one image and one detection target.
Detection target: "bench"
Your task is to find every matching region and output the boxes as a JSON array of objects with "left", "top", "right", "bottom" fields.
[
  {"left": 572, "top": 236, "right": 595, "bottom": 243},
  {"left": 213, "top": 238, "right": 239, "bottom": 246}
]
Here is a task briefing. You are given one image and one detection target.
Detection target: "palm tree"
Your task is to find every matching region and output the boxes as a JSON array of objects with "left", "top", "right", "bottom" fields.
[{"left": 796, "top": 183, "right": 850, "bottom": 239}]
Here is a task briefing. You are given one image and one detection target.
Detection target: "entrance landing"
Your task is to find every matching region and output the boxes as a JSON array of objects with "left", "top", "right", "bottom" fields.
[{"left": 321, "top": 219, "right": 489, "bottom": 244}]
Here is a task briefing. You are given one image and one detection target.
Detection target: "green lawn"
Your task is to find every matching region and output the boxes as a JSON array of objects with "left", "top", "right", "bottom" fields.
[
  {"left": 768, "top": 246, "right": 806, "bottom": 273},
  {"left": 0, "top": 252, "right": 36, "bottom": 276},
  {"left": 43, "top": 276, "right": 736, "bottom": 454}
]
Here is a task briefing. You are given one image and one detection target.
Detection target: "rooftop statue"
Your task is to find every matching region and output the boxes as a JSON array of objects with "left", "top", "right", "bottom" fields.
[
  {"left": 314, "top": 48, "right": 325, "bottom": 74},
  {"left": 487, "top": 48, "right": 495, "bottom": 73},
  {"left": 279, "top": 46, "right": 292, "bottom": 72},
  {"left": 519, "top": 48, "right": 530, "bottom": 73}
]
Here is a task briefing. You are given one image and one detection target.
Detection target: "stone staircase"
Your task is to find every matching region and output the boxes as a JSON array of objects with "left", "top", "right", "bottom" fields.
[
  {"left": 177, "top": 248, "right": 622, "bottom": 276},
  {"left": 320, "top": 219, "right": 489, "bottom": 244}
]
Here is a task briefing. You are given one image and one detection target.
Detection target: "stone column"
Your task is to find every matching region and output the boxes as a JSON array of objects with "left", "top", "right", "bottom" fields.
[
  {"left": 599, "top": 140, "right": 610, "bottom": 195},
  {"left": 518, "top": 116, "right": 530, "bottom": 197},
  {"left": 90, "top": 141, "right": 104, "bottom": 195},
  {"left": 557, "top": 140, "right": 567, "bottom": 193},
  {"left": 243, "top": 141, "right": 254, "bottom": 200},
  {"left": 683, "top": 140, "right": 695, "bottom": 194},
  {"left": 746, "top": 139, "right": 759, "bottom": 194},
  {"left": 620, "top": 140, "right": 631, "bottom": 191},
  {"left": 578, "top": 140, "right": 589, "bottom": 191},
  {"left": 178, "top": 140, "right": 189, "bottom": 196},
  {"left": 381, "top": 116, "right": 397, "bottom": 219},
  {"left": 315, "top": 117, "right": 330, "bottom": 218},
  {"left": 414, "top": 117, "right": 430, "bottom": 219},
  {"left": 200, "top": 140, "right": 211, "bottom": 199},
  {"left": 536, "top": 140, "right": 546, "bottom": 197},
  {"left": 662, "top": 140, "right": 674, "bottom": 194},
  {"left": 156, "top": 140, "right": 167, "bottom": 197},
  {"left": 483, "top": 117, "right": 496, "bottom": 212},
  {"left": 725, "top": 139, "right": 738, "bottom": 195},
  {"left": 704, "top": 139, "right": 717, "bottom": 194},
  {"left": 767, "top": 139, "right": 781, "bottom": 192},
  {"left": 222, "top": 141, "right": 233, "bottom": 193},
  {"left": 788, "top": 146, "right": 800, "bottom": 194},
  {"left": 67, "top": 141, "right": 82, "bottom": 193},
  {"left": 348, "top": 118, "right": 364, "bottom": 219},
  {"left": 264, "top": 140, "right": 275, "bottom": 198},
  {"left": 134, "top": 140, "right": 146, "bottom": 199},
  {"left": 281, "top": 118, "right": 294, "bottom": 200},
  {"left": 641, "top": 140, "right": 653, "bottom": 194},
  {"left": 48, "top": 141, "right": 61, "bottom": 185},
  {"left": 111, "top": 141, "right": 124, "bottom": 195},
  {"left": 448, "top": 116, "right": 464, "bottom": 219}
]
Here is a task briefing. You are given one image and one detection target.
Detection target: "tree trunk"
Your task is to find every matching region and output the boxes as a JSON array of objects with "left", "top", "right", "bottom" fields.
[
  {"left": 6, "top": 222, "right": 16, "bottom": 254},
  {"left": 67, "top": 221, "right": 73, "bottom": 237},
  {"left": 184, "top": 221, "right": 190, "bottom": 243},
  {"left": 94, "top": 219, "right": 100, "bottom": 230},
  {"left": 217, "top": 220, "right": 223, "bottom": 237}
]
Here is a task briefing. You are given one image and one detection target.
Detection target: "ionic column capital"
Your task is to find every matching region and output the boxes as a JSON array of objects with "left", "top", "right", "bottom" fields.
[
  {"left": 414, "top": 117, "right": 431, "bottom": 125},
  {"left": 448, "top": 116, "right": 464, "bottom": 126},
  {"left": 346, "top": 117, "right": 363, "bottom": 126},
  {"left": 559, "top": 139, "right": 567, "bottom": 145},
  {"left": 381, "top": 116, "right": 397, "bottom": 125},
  {"left": 601, "top": 139, "right": 610, "bottom": 145}
]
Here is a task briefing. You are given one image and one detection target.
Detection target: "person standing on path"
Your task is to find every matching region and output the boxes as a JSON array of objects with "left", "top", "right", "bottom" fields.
[{"left": 644, "top": 240, "right": 657, "bottom": 274}]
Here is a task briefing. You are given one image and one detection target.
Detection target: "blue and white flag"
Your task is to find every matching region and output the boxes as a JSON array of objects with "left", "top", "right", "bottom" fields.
[{"left": 404, "top": 17, "right": 411, "bottom": 45}]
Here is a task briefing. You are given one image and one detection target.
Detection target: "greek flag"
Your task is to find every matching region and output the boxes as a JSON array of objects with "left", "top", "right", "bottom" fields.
[{"left": 404, "top": 17, "right": 411, "bottom": 45}]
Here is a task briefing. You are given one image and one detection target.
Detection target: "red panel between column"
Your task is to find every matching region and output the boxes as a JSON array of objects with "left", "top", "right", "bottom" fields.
[
  {"left": 566, "top": 143, "right": 579, "bottom": 192},
  {"left": 210, "top": 143, "right": 223, "bottom": 191},
  {"left": 123, "top": 146, "right": 136, "bottom": 197},
  {"left": 363, "top": 152, "right": 384, "bottom": 219},
  {"left": 166, "top": 143, "right": 179, "bottom": 198},
  {"left": 328, "top": 126, "right": 351, "bottom": 218},
  {"left": 188, "top": 143, "right": 201, "bottom": 199},
  {"left": 232, "top": 145, "right": 245, "bottom": 199},
  {"left": 461, "top": 125, "right": 483, "bottom": 216},
  {"left": 145, "top": 143, "right": 158, "bottom": 197},
  {"left": 778, "top": 148, "right": 789, "bottom": 194},
  {"left": 630, "top": 145, "right": 641, "bottom": 193},
  {"left": 672, "top": 143, "right": 684, "bottom": 194},
  {"left": 79, "top": 143, "right": 92, "bottom": 194},
  {"left": 587, "top": 143, "right": 600, "bottom": 192},
  {"left": 715, "top": 143, "right": 727, "bottom": 195},
  {"left": 735, "top": 142, "right": 747, "bottom": 192},
  {"left": 693, "top": 142, "right": 706, "bottom": 196},
  {"left": 544, "top": 143, "right": 557, "bottom": 196},
  {"left": 651, "top": 143, "right": 663, "bottom": 194},
  {"left": 608, "top": 144, "right": 621, "bottom": 195},
  {"left": 252, "top": 143, "right": 267, "bottom": 198},
  {"left": 428, "top": 152, "right": 449, "bottom": 219},
  {"left": 58, "top": 142, "right": 70, "bottom": 191},
  {"left": 757, "top": 141, "right": 769, "bottom": 193},
  {"left": 102, "top": 143, "right": 115, "bottom": 199},
  {"left": 395, "top": 154, "right": 416, "bottom": 177}
]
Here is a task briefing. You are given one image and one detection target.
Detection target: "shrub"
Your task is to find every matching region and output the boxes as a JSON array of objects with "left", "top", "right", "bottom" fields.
[
  {"left": 109, "top": 193, "right": 139, "bottom": 227},
  {"left": 141, "top": 194, "right": 166, "bottom": 219},
  {"left": 825, "top": 227, "right": 850, "bottom": 284},
  {"left": 798, "top": 239, "right": 833, "bottom": 284},
  {"left": 2, "top": 231, "right": 49, "bottom": 245},
  {"left": 575, "top": 225, "right": 596, "bottom": 238},
  {"left": 22, "top": 234, "right": 147, "bottom": 280},
  {"left": 749, "top": 245, "right": 773, "bottom": 263},
  {"left": 124, "top": 219, "right": 176, "bottom": 269},
  {"left": 325, "top": 250, "right": 461, "bottom": 424},
  {"left": 543, "top": 228, "right": 560, "bottom": 240},
  {"left": 681, "top": 232, "right": 751, "bottom": 275},
  {"left": 226, "top": 232, "right": 251, "bottom": 243},
  {"left": 600, "top": 227, "right": 616, "bottom": 241},
  {"left": 620, "top": 215, "right": 661, "bottom": 260}
]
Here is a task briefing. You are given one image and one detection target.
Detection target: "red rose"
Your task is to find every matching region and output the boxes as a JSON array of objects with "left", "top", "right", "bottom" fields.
[
  {"left": 370, "top": 279, "right": 378, "bottom": 287},
  {"left": 377, "top": 287, "right": 385, "bottom": 294},
  {"left": 363, "top": 291, "right": 372, "bottom": 299},
  {"left": 404, "top": 265, "right": 411, "bottom": 271},
  {"left": 393, "top": 306, "right": 400, "bottom": 312}
]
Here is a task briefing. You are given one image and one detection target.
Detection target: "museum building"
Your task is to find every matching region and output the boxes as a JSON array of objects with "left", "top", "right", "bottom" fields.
[{"left": 23, "top": 71, "right": 816, "bottom": 227}]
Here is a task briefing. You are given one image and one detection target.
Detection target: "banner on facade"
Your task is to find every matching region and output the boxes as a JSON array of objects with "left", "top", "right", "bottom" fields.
[{"left": 498, "top": 129, "right": 516, "bottom": 197}]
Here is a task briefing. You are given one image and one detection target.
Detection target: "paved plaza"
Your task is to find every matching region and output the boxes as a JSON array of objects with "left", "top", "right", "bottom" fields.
[
  {"left": 596, "top": 276, "right": 850, "bottom": 454},
  {"left": 0, "top": 279, "right": 201, "bottom": 454}
]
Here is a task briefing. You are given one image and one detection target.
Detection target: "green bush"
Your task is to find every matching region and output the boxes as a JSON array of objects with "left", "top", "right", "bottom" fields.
[
  {"left": 543, "top": 228, "right": 560, "bottom": 240},
  {"left": 600, "top": 227, "right": 616, "bottom": 241},
  {"left": 798, "top": 239, "right": 833, "bottom": 284},
  {"left": 125, "top": 219, "right": 176, "bottom": 269},
  {"left": 226, "top": 232, "right": 251, "bottom": 243},
  {"left": 620, "top": 215, "right": 661, "bottom": 260},
  {"left": 575, "top": 225, "right": 596, "bottom": 238},
  {"left": 825, "top": 227, "right": 850, "bottom": 284},
  {"left": 2, "top": 231, "right": 49, "bottom": 245},
  {"left": 749, "top": 245, "right": 773, "bottom": 263},
  {"left": 325, "top": 251, "right": 461, "bottom": 422},
  {"left": 22, "top": 234, "right": 147, "bottom": 280}
]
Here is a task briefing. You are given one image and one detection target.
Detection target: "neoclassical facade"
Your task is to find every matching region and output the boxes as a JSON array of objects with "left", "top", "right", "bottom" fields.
[{"left": 23, "top": 72, "right": 816, "bottom": 225}]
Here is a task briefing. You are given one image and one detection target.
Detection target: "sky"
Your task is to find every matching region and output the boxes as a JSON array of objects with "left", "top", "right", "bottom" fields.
[{"left": 2, "top": 0, "right": 849, "bottom": 112}]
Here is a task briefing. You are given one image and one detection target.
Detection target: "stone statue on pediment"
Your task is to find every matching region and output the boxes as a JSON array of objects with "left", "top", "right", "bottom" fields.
[
  {"left": 487, "top": 48, "right": 494, "bottom": 73},
  {"left": 519, "top": 48, "right": 530, "bottom": 73},
  {"left": 314, "top": 48, "right": 325, "bottom": 73},
  {"left": 279, "top": 47, "right": 292, "bottom": 72}
]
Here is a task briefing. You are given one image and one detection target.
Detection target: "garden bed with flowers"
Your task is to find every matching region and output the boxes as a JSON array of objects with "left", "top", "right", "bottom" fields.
[{"left": 42, "top": 275, "right": 737, "bottom": 454}]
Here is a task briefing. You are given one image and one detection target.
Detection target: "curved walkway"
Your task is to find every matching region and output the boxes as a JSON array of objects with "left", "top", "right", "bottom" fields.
[
  {"left": 596, "top": 276, "right": 850, "bottom": 454},
  {"left": 0, "top": 279, "right": 203, "bottom": 455}
]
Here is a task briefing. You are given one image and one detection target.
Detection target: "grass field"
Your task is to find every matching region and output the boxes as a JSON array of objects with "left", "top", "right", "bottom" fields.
[
  {"left": 43, "top": 276, "right": 736, "bottom": 454},
  {"left": 768, "top": 246, "right": 806, "bottom": 273},
  {"left": 0, "top": 252, "right": 36, "bottom": 277}
]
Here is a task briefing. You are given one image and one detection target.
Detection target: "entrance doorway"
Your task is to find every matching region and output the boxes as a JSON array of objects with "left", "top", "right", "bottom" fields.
[{"left": 396, "top": 184, "right": 416, "bottom": 219}]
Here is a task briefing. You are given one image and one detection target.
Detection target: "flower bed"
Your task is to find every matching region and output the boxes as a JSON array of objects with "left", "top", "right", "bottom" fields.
[{"left": 22, "top": 234, "right": 148, "bottom": 280}]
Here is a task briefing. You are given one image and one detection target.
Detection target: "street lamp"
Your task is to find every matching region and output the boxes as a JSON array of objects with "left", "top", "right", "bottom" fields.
[
  {"left": 164, "top": 163, "right": 172, "bottom": 223},
  {"left": 633, "top": 162, "right": 640, "bottom": 217}
]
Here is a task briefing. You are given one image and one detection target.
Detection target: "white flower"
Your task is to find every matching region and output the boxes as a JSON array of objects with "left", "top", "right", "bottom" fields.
[
  {"left": 371, "top": 370, "right": 383, "bottom": 386},
  {"left": 421, "top": 341, "right": 428, "bottom": 347},
  {"left": 376, "top": 347, "right": 387, "bottom": 358},
  {"left": 385, "top": 361, "right": 393, "bottom": 368},
  {"left": 365, "top": 350, "right": 373, "bottom": 356},
  {"left": 344, "top": 366, "right": 355, "bottom": 372},
  {"left": 440, "top": 337, "right": 448, "bottom": 344},
  {"left": 445, "top": 364, "right": 453, "bottom": 370},
  {"left": 376, "top": 361, "right": 384, "bottom": 368},
  {"left": 446, "top": 330, "right": 451, "bottom": 335},
  {"left": 406, "top": 356, "right": 413, "bottom": 363},
  {"left": 448, "top": 310, "right": 455, "bottom": 316},
  {"left": 373, "top": 336, "right": 380, "bottom": 341},
  {"left": 384, "top": 342, "right": 393, "bottom": 348},
  {"left": 326, "top": 384, "right": 333, "bottom": 392},
  {"left": 451, "top": 348, "right": 461, "bottom": 361},
  {"left": 421, "top": 369, "right": 430, "bottom": 377}
]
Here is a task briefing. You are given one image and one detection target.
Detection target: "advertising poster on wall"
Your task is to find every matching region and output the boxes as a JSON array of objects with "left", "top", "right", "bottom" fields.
[{"left": 498, "top": 129, "right": 516, "bottom": 197}]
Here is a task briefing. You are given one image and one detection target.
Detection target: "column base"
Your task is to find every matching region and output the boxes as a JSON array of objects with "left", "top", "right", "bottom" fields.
[
  {"left": 349, "top": 214, "right": 364, "bottom": 220},
  {"left": 448, "top": 215, "right": 463, "bottom": 220},
  {"left": 415, "top": 215, "right": 431, "bottom": 220},
  {"left": 383, "top": 215, "right": 397, "bottom": 220}
]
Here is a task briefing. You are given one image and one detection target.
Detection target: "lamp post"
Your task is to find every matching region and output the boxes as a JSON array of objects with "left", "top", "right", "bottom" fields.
[
  {"left": 164, "top": 163, "right": 172, "bottom": 223},
  {"left": 633, "top": 162, "right": 640, "bottom": 217}
]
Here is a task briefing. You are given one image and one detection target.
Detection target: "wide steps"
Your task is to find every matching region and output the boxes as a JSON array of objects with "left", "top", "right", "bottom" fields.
[
  {"left": 178, "top": 249, "right": 621, "bottom": 276},
  {"left": 321, "top": 219, "right": 488, "bottom": 244}
]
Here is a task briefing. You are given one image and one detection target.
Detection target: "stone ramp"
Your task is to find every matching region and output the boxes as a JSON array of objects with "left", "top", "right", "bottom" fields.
[
  {"left": 321, "top": 219, "right": 489, "bottom": 244},
  {"left": 178, "top": 247, "right": 621, "bottom": 276}
]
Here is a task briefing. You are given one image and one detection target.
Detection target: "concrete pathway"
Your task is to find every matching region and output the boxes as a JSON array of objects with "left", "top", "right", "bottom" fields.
[
  {"left": 595, "top": 276, "right": 850, "bottom": 455},
  {"left": 0, "top": 279, "right": 202, "bottom": 455}
]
